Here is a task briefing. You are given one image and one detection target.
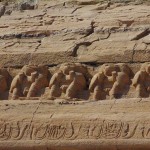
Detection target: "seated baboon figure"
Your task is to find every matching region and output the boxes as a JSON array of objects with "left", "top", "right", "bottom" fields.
[
  {"left": 132, "top": 63, "right": 150, "bottom": 98},
  {"left": 9, "top": 73, "right": 26, "bottom": 100},
  {"left": 89, "top": 64, "right": 117, "bottom": 100},
  {"left": 0, "top": 75, "right": 7, "bottom": 93},
  {"left": 59, "top": 63, "right": 89, "bottom": 85},
  {"left": 49, "top": 63, "right": 89, "bottom": 100},
  {"left": 89, "top": 64, "right": 132, "bottom": 100},
  {"left": 109, "top": 64, "right": 132, "bottom": 99},
  {"left": 65, "top": 71, "right": 86, "bottom": 99},
  {"left": 27, "top": 65, "right": 49, "bottom": 98},
  {"left": 49, "top": 71, "right": 64, "bottom": 99},
  {"left": 10, "top": 65, "right": 49, "bottom": 100},
  {"left": 0, "top": 68, "right": 12, "bottom": 99},
  {"left": 0, "top": 68, "right": 12, "bottom": 87}
]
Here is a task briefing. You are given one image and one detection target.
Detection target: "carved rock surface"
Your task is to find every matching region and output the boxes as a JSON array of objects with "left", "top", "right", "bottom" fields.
[
  {"left": 0, "top": 62, "right": 149, "bottom": 100},
  {"left": 0, "top": 0, "right": 150, "bottom": 149},
  {"left": 0, "top": 5, "right": 5, "bottom": 17},
  {"left": 0, "top": 0, "right": 149, "bottom": 66},
  {"left": 18, "top": 0, "right": 38, "bottom": 10},
  {"left": 0, "top": 99, "right": 150, "bottom": 150}
]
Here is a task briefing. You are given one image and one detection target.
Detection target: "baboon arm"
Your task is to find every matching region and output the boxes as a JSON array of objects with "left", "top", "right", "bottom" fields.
[
  {"left": 132, "top": 72, "right": 141, "bottom": 87},
  {"left": 10, "top": 79, "right": 18, "bottom": 93},
  {"left": 49, "top": 75, "right": 57, "bottom": 88},
  {"left": 89, "top": 75, "right": 98, "bottom": 92}
]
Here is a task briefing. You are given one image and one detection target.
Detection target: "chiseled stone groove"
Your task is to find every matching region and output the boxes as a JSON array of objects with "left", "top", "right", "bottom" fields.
[{"left": 0, "top": 98, "right": 150, "bottom": 149}]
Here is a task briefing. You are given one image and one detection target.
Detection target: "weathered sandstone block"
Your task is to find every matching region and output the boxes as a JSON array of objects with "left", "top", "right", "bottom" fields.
[{"left": 0, "top": 0, "right": 150, "bottom": 149}]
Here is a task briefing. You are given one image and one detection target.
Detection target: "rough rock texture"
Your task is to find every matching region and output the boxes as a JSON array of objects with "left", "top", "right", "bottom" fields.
[
  {"left": 0, "top": 0, "right": 149, "bottom": 66},
  {"left": 1, "top": 99, "right": 150, "bottom": 150},
  {"left": 0, "top": 0, "right": 150, "bottom": 149},
  {"left": 0, "top": 62, "right": 149, "bottom": 101}
]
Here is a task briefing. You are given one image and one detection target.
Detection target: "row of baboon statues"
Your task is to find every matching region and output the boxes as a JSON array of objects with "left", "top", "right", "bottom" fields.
[{"left": 0, "top": 63, "right": 150, "bottom": 100}]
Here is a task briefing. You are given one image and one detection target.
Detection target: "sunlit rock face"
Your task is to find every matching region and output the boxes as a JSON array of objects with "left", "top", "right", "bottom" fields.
[{"left": 0, "top": 0, "right": 150, "bottom": 149}]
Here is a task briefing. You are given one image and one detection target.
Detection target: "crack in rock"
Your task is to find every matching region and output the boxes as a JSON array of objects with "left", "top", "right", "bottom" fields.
[{"left": 131, "top": 28, "right": 150, "bottom": 41}]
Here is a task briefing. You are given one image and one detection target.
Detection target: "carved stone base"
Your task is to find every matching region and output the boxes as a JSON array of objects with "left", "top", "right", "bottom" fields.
[{"left": 0, "top": 98, "right": 150, "bottom": 149}]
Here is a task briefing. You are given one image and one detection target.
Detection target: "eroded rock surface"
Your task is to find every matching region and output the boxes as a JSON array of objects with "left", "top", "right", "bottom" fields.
[
  {"left": 0, "top": 0, "right": 149, "bottom": 66},
  {"left": 0, "top": 0, "right": 150, "bottom": 149},
  {"left": 0, "top": 62, "right": 148, "bottom": 100},
  {"left": 0, "top": 99, "right": 150, "bottom": 150}
]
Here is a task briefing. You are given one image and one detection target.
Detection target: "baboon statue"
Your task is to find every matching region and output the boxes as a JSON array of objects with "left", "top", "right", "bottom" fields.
[
  {"left": 49, "top": 71, "right": 64, "bottom": 99},
  {"left": 109, "top": 64, "right": 132, "bottom": 99},
  {"left": 89, "top": 64, "right": 132, "bottom": 100},
  {"left": 132, "top": 63, "right": 150, "bottom": 98},
  {"left": 49, "top": 63, "right": 88, "bottom": 100},
  {"left": 26, "top": 65, "right": 49, "bottom": 98},
  {"left": 9, "top": 72, "right": 26, "bottom": 100},
  {"left": 65, "top": 71, "right": 86, "bottom": 99},
  {"left": 10, "top": 65, "right": 49, "bottom": 99},
  {"left": 0, "top": 68, "right": 12, "bottom": 99},
  {"left": 89, "top": 64, "right": 117, "bottom": 100}
]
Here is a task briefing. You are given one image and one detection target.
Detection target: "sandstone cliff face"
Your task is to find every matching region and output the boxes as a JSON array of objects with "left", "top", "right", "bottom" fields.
[
  {"left": 0, "top": 1, "right": 150, "bottom": 149},
  {"left": 0, "top": 0, "right": 149, "bottom": 100},
  {"left": 0, "top": 0, "right": 149, "bottom": 66}
]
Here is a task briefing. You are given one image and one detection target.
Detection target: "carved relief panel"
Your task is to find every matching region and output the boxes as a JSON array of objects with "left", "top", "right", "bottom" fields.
[{"left": 0, "top": 62, "right": 149, "bottom": 100}]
